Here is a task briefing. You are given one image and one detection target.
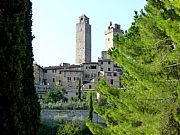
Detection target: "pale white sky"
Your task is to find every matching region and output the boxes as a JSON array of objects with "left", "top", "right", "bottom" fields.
[{"left": 31, "top": 0, "right": 147, "bottom": 67}]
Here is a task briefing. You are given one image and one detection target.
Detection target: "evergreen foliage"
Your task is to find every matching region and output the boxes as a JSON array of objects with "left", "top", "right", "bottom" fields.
[
  {"left": 78, "top": 79, "right": 82, "bottom": 100},
  {"left": 88, "top": 92, "right": 93, "bottom": 121},
  {"left": 43, "top": 89, "right": 68, "bottom": 103},
  {"left": 87, "top": 0, "right": 180, "bottom": 134},
  {"left": 0, "top": 0, "right": 40, "bottom": 134}
]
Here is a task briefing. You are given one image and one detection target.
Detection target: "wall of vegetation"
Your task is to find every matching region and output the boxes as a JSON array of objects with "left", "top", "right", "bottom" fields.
[
  {"left": 0, "top": 0, "right": 40, "bottom": 134},
  {"left": 87, "top": 0, "right": 180, "bottom": 134}
]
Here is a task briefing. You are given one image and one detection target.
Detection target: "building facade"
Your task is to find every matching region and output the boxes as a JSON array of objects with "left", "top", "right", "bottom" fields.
[{"left": 34, "top": 56, "right": 122, "bottom": 98}]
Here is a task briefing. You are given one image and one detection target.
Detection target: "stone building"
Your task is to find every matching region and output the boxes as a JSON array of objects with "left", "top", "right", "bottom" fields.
[
  {"left": 81, "top": 62, "right": 99, "bottom": 92},
  {"left": 76, "top": 14, "right": 91, "bottom": 64},
  {"left": 98, "top": 52, "right": 122, "bottom": 88},
  {"left": 33, "top": 15, "right": 123, "bottom": 99},
  {"left": 33, "top": 63, "right": 50, "bottom": 99}
]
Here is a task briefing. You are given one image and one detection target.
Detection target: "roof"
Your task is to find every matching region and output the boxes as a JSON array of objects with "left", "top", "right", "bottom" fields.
[{"left": 82, "top": 62, "right": 99, "bottom": 65}]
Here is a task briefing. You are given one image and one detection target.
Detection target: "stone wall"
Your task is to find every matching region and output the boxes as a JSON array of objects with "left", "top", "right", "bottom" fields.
[{"left": 41, "top": 109, "right": 105, "bottom": 124}]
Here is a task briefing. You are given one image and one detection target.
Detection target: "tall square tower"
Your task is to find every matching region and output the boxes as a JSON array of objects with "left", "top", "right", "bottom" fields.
[
  {"left": 105, "top": 22, "right": 123, "bottom": 51},
  {"left": 76, "top": 14, "right": 91, "bottom": 64}
]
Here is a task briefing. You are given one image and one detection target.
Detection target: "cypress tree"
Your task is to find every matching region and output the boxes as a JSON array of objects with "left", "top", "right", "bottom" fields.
[
  {"left": 88, "top": 92, "right": 93, "bottom": 121},
  {"left": 0, "top": 0, "right": 40, "bottom": 134},
  {"left": 77, "top": 79, "right": 82, "bottom": 100}
]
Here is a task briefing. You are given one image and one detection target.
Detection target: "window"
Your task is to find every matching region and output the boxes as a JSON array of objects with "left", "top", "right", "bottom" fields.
[
  {"left": 74, "top": 77, "right": 76, "bottom": 81},
  {"left": 114, "top": 63, "right": 118, "bottom": 67},
  {"left": 108, "top": 68, "right": 111, "bottom": 71},
  {"left": 108, "top": 61, "right": 111, "bottom": 64},
  {"left": 44, "top": 70, "right": 47, "bottom": 73},
  {"left": 59, "top": 80, "right": 61, "bottom": 85},
  {"left": 101, "top": 68, "right": 103, "bottom": 71},
  {"left": 90, "top": 66, "right": 96, "bottom": 69},
  {"left": 52, "top": 78, "right": 55, "bottom": 82},
  {"left": 101, "top": 61, "right": 103, "bottom": 64},
  {"left": 89, "top": 85, "right": 92, "bottom": 89},
  {"left": 52, "top": 69, "right": 56, "bottom": 73},
  {"left": 67, "top": 77, "right": 71, "bottom": 81},
  {"left": 43, "top": 79, "right": 47, "bottom": 85},
  {"left": 59, "top": 71, "right": 61, "bottom": 74},
  {"left": 119, "top": 82, "right": 122, "bottom": 87},
  {"left": 110, "top": 79, "right": 113, "bottom": 85},
  {"left": 114, "top": 73, "right": 117, "bottom": 76},
  {"left": 85, "top": 74, "right": 90, "bottom": 78}
]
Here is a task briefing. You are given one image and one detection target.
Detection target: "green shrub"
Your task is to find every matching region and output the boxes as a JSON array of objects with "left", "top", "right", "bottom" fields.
[
  {"left": 72, "top": 115, "right": 84, "bottom": 127},
  {"left": 57, "top": 124, "right": 80, "bottom": 135},
  {"left": 54, "top": 114, "right": 68, "bottom": 124},
  {"left": 40, "top": 101, "right": 88, "bottom": 110},
  {"left": 37, "top": 119, "right": 59, "bottom": 135},
  {"left": 57, "top": 123, "right": 92, "bottom": 135}
]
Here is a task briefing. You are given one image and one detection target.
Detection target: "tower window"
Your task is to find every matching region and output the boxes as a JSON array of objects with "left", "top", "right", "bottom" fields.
[{"left": 108, "top": 68, "right": 111, "bottom": 71}]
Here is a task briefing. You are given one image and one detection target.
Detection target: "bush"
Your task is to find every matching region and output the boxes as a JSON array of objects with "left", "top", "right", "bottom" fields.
[
  {"left": 37, "top": 119, "right": 59, "bottom": 135},
  {"left": 72, "top": 115, "right": 84, "bottom": 127},
  {"left": 40, "top": 101, "right": 88, "bottom": 110},
  {"left": 39, "top": 115, "right": 92, "bottom": 135},
  {"left": 54, "top": 114, "right": 68, "bottom": 124},
  {"left": 57, "top": 124, "right": 80, "bottom": 135},
  {"left": 57, "top": 123, "right": 92, "bottom": 135}
]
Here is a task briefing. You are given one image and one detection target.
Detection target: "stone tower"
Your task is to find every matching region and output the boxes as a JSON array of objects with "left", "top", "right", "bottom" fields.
[
  {"left": 76, "top": 14, "right": 91, "bottom": 65},
  {"left": 105, "top": 22, "right": 122, "bottom": 51}
]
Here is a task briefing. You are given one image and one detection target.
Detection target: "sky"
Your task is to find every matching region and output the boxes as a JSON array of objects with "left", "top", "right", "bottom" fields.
[{"left": 31, "top": 0, "right": 147, "bottom": 67}]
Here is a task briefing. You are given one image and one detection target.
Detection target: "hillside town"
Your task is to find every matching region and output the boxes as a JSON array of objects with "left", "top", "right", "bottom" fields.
[{"left": 33, "top": 14, "right": 123, "bottom": 99}]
